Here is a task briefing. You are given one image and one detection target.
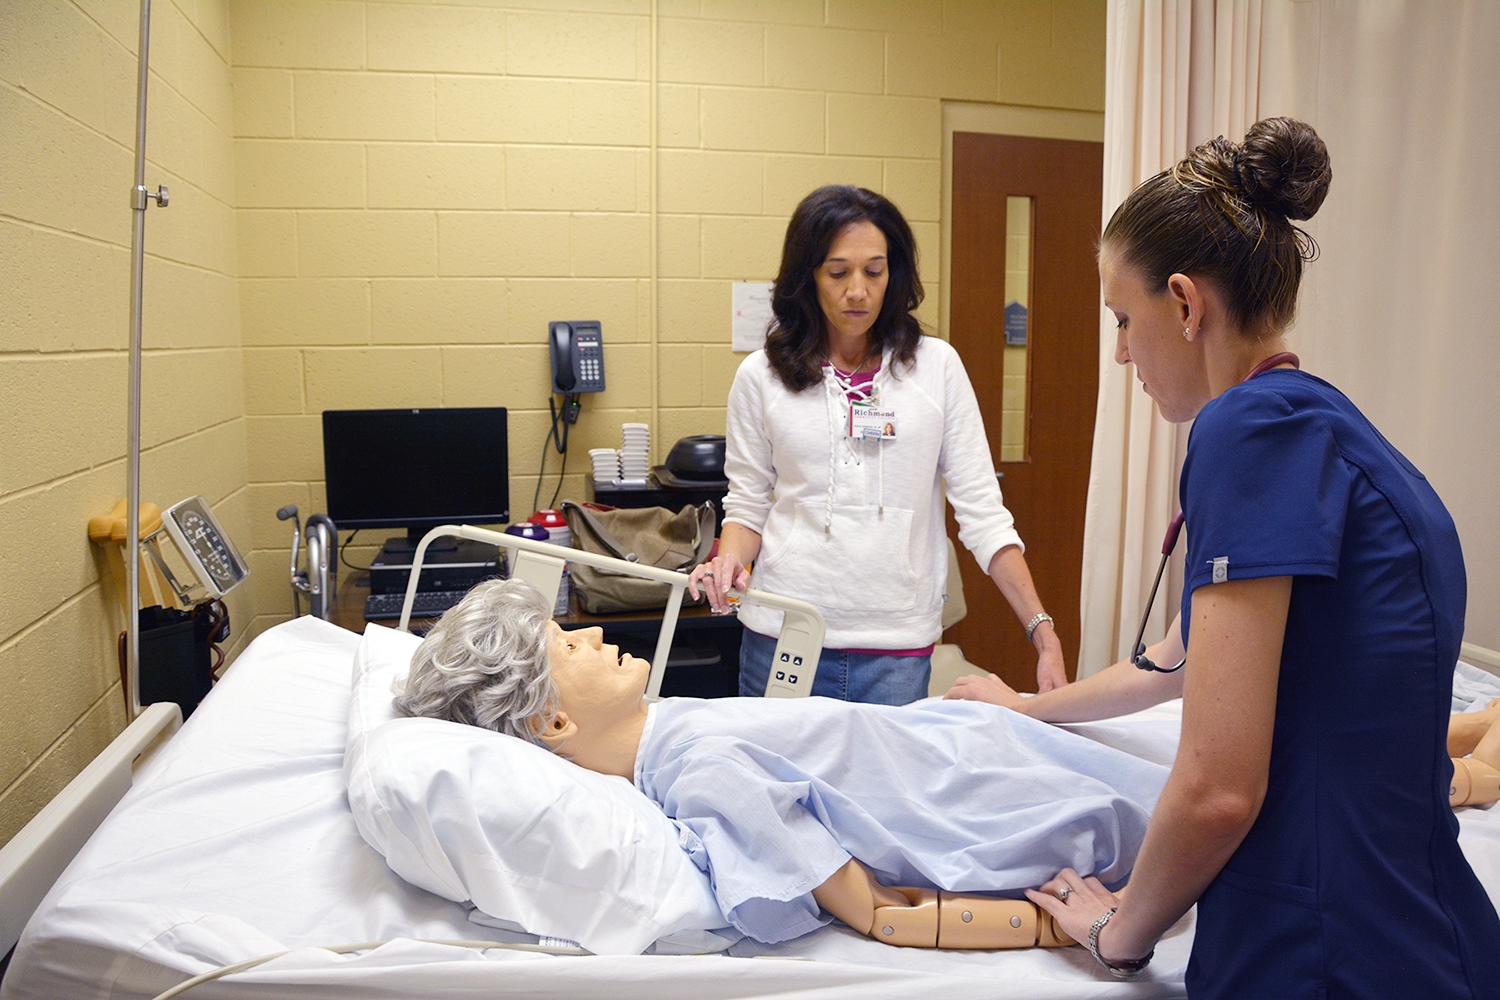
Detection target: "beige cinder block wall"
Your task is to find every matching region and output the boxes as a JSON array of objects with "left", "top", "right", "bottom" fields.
[
  {"left": 233, "top": 0, "right": 1105, "bottom": 638},
  {"left": 0, "top": 0, "right": 1103, "bottom": 848},
  {"left": 1, "top": 0, "right": 248, "bottom": 847}
]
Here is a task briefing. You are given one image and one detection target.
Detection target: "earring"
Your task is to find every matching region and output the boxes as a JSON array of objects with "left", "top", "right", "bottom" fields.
[{"left": 1183, "top": 327, "right": 1191, "bottom": 340}]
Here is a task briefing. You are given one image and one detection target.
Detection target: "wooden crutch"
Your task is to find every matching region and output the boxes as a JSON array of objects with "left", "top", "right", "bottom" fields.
[{"left": 88, "top": 499, "right": 180, "bottom": 616}]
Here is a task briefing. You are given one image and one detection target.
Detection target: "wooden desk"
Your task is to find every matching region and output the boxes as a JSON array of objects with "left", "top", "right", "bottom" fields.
[{"left": 329, "top": 571, "right": 741, "bottom": 698}]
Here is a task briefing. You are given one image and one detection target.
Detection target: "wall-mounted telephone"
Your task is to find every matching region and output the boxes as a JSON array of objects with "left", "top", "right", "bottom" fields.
[{"left": 549, "top": 321, "right": 606, "bottom": 394}]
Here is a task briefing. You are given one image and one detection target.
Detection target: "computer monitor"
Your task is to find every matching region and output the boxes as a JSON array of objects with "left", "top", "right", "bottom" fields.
[{"left": 322, "top": 407, "right": 510, "bottom": 549}]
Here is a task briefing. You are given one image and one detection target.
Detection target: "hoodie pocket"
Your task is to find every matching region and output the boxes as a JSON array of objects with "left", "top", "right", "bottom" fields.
[{"left": 759, "top": 501, "right": 922, "bottom": 616}]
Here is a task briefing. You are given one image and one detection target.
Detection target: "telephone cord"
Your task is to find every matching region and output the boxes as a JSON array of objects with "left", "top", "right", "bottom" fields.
[{"left": 535, "top": 397, "right": 571, "bottom": 514}]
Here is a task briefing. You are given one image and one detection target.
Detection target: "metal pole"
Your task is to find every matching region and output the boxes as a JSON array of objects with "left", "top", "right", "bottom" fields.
[{"left": 127, "top": 0, "right": 167, "bottom": 718}]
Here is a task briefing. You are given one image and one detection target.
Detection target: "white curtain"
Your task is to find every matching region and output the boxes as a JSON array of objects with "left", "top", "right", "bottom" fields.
[
  {"left": 1080, "top": 0, "right": 1500, "bottom": 673},
  {"left": 1271, "top": 1, "right": 1500, "bottom": 654},
  {"left": 1080, "top": 0, "right": 1268, "bottom": 674}
]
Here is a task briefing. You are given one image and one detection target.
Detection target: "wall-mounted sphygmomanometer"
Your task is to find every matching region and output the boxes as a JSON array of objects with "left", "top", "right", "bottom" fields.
[{"left": 143, "top": 496, "right": 251, "bottom": 604}]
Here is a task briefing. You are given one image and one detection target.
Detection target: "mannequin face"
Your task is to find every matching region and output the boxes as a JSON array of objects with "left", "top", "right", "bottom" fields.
[
  {"left": 816, "top": 220, "right": 889, "bottom": 349},
  {"left": 1100, "top": 246, "right": 1208, "bottom": 424},
  {"left": 545, "top": 624, "right": 650, "bottom": 727}
]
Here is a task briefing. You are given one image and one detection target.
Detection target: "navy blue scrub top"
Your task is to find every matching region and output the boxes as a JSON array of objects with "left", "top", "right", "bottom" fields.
[{"left": 1177, "top": 370, "right": 1499, "bottom": 1000}]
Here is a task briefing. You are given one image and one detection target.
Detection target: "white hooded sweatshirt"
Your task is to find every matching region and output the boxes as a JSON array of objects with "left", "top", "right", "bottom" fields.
[{"left": 723, "top": 337, "right": 1023, "bottom": 649}]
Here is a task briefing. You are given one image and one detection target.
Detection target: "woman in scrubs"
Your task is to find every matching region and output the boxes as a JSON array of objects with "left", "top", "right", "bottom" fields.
[{"left": 1014, "top": 118, "right": 1500, "bottom": 998}]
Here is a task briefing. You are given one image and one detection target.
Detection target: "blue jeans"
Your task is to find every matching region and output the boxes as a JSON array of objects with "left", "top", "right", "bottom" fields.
[{"left": 738, "top": 627, "right": 931, "bottom": 705}]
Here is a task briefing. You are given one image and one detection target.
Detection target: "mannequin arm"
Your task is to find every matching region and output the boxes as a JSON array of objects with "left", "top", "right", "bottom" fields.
[
  {"left": 1447, "top": 699, "right": 1499, "bottom": 758},
  {"left": 811, "top": 858, "right": 1072, "bottom": 949},
  {"left": 1450, "top": 757, "right": 1500, "bottom": 807},
  {"left": 1450, "top": 703, "right": 1500, "bottom": 806}
]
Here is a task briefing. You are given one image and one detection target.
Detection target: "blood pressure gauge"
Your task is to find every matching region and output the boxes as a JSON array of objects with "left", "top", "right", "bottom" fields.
[{"left": 155, "top": 496, "right": 250, "bottom": 601}]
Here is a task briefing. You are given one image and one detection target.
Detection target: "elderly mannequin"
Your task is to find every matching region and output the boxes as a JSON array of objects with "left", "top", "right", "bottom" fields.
[{"left": 393, "top": 578, "right": 1170, "bottom": 949}]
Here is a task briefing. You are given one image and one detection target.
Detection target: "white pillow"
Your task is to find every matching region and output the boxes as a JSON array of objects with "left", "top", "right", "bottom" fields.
[
  {"left": 347, "top": 623, "right": 418, "bottom": 742},
  {"left": 342, "top": 624, "right": 736, "bottom": 956}
]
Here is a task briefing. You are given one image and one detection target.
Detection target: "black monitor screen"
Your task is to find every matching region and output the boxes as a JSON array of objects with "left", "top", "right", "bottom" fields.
[{"left": 322, "top": 407, "right": 509, "bottom": 541}]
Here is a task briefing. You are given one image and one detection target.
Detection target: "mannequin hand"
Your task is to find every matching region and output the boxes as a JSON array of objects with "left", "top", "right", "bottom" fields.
[
  {"left": 943, "top": 672, "right": 1025, "bottom": 710},
  {"left": 1036, "top": 648, "right": 1068, "bottom": 694},
  {"left": 687, "top": 556, "right": 751, "bottom": 613},
  {"left": 1026, "top": 870, "right": 1131, "bottom": 964}
]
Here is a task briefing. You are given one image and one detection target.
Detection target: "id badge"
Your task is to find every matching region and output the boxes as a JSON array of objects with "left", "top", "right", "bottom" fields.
[{"left": 848, "top": 407, "right": 897, "bottom": 440}]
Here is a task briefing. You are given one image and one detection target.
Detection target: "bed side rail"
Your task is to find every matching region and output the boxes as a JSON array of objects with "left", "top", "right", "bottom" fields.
[
  {"left": 0, "top": 700, "right": 182, "bottom": 957},
  {"left": 400, "top": 525, "right": 826, "bottom": 700},
  {"left": 1462, "top": 642, "right": 1500, "bottom": 680}
]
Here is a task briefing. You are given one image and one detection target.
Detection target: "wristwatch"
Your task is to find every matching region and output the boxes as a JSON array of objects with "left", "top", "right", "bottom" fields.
[
  {"left": 1024, "top": 612, "right": 1054, "bottom": 644},
  {"left": 1087, "top": 907, "right": 1153, "bottom": 979}
]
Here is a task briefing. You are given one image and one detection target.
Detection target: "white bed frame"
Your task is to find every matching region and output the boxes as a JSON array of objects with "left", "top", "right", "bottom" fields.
[
  {"left": 1461, "top": 642, "right": 1500, "bottom": 679},
  {"left": 0, "top": 523, "right": 826, "bottom": 964},
  {"left": 404, "top": 523, "right": 827, "bottom": 701},
  {"left": 0, "top": 701, "right": 181, "bottom": 961}
]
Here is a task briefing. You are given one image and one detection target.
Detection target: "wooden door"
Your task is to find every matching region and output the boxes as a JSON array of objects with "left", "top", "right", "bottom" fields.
[{"left": 946, "top": 132, "right": 1102, "bottom": 691}]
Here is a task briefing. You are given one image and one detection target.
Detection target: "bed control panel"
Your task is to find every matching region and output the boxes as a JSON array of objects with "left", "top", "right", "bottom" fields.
[{"left": 765, "top": 620, "right": 822, "bottom": 698}]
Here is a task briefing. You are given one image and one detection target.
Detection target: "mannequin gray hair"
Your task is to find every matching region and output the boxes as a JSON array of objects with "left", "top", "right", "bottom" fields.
[{"left": 392, "top": 577, "right": 558, "bottom": 747}]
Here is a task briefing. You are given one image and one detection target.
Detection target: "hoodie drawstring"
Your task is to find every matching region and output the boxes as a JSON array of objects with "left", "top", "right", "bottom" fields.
[{"left": 822, "top": 357, "right": 887, "bottom": 531}]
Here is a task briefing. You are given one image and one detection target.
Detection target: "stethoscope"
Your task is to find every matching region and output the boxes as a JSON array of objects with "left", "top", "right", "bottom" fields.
[
  {"left": 1129, "top": 351, "right": 1301, "bottom": 674},
  {"left": 1131, "top": 510, "right": 1186, "bottom": 672}
]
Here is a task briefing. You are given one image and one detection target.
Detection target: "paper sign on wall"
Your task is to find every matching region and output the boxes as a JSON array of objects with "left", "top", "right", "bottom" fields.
[{"left": 732, "top": 281, "right": 775, "bottom": 353}]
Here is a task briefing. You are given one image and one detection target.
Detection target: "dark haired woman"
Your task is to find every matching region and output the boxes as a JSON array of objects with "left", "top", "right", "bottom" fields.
[
  {"left": 688, "top": 185, "right": 1064, "bottom": 704},
  {"left": 1021, "top": 119, "right": 1500, "bottom": 998}
]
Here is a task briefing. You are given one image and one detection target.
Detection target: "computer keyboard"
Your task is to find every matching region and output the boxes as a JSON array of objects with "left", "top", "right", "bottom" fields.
[{"left": 363, "top": 589, "right": 469, "bottom": 621}]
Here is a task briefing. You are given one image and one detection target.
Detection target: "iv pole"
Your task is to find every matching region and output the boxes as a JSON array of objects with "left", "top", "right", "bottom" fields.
[{"left": 126, "top": 0, "right": 168, "bottom": 718}]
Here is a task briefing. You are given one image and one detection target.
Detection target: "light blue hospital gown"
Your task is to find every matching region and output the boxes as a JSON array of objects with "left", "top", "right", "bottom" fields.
[{"left": 634, "top": 696, "right": 1169, "bottom": 944}]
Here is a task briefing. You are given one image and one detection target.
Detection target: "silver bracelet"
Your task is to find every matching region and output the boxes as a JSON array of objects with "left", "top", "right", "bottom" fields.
[
  {"left": 1024, "top": 612, "right": 1054, "bottom": 644},
  {"left": 1087, "top": 907, "right": 1153, "bottom": 979}
]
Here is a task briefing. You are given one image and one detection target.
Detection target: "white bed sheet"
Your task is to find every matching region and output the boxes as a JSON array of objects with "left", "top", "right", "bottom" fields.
[{"left": 3, "top": 617, "right": 1498, "bottom": 1000}]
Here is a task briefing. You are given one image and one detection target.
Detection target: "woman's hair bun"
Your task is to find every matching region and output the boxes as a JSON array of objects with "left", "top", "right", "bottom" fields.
[{"left": 1235, "top": 117, "right": 1332, "bottom": 222}]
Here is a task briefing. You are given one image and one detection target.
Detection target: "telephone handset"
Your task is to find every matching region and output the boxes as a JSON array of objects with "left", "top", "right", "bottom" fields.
[{"left": 549, "top": 321, "right": 605, "bottom": 394}]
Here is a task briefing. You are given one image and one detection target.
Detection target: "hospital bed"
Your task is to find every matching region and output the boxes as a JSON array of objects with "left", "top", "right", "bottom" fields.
[{"left": 3, "top": 529, "right": 1499, "bottom": 999}]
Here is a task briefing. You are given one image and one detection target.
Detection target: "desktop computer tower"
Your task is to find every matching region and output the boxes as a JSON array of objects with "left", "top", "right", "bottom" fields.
[{"left": 368, "top": 539, "right": 504, "bottom": 595}]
